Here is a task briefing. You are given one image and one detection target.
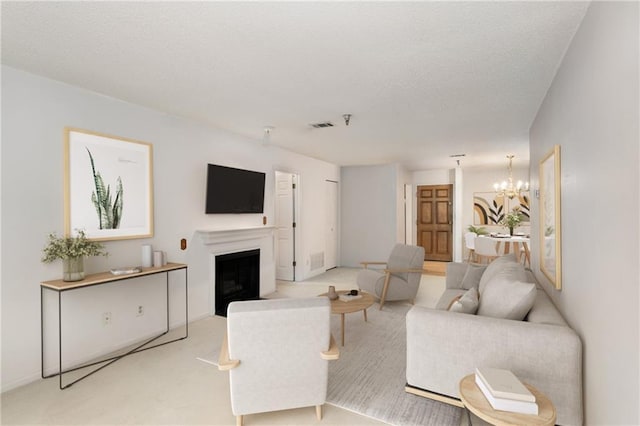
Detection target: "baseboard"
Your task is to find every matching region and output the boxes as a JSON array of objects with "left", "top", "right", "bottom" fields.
[{"left": 405, "top": 384, "right": 465, "bottom": 408}]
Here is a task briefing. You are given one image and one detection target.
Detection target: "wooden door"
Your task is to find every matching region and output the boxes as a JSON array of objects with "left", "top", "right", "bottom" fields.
[{"left": 417, "top": 185, "right": 453, "bottom": 261}]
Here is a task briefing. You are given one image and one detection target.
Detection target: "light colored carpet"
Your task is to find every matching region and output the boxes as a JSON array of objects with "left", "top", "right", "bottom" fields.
[
  {"left": 197, "top": 268, "right": 462, "bottom": 425},
  {"left": 326, "top": 302, "right": 462, "bottom": 426}
]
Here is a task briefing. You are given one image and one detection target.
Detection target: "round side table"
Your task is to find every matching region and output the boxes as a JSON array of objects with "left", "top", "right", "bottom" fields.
[
  {"left": 458, "top": 374, "right": 556, "bottom": 426},
  {"left": 318, "top": 290, "right": 374, "bottom": 346}
]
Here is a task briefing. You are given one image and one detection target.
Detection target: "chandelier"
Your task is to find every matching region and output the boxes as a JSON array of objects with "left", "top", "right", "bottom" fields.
[{"left": 493, "top": 155, "right": 529, "bottom": 199}]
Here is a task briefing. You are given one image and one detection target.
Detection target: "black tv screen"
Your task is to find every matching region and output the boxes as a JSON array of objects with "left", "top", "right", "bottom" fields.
[{"left": 205, "top": 164, "right": 266, "bottom": 214}]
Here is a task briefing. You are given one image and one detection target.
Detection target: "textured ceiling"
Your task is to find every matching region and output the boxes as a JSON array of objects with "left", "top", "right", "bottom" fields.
[{"left": 1, "top": 1, "right": 589, "bottom": 170}]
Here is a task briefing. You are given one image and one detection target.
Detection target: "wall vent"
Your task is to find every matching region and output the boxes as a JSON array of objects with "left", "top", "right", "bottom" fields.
[
  {"left": 310, "top": 252, "right": 325, "bottom": 271},
  {"left": 309, "top": 122, "right": 334, "bottom": 129}
]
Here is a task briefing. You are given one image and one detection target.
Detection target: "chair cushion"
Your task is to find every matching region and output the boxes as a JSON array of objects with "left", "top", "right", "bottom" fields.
[
  {"left": 477, "top": 278, "right": 536, "bottom": 320},
  {"left": 449, "top": 287, "right": 479, "bottom": 314},
  {"left": 387, "top": 244, "right": 425, "bottom": 283},
  {"left": 460, "top": 264, "right": 486, "bottom": 290}
]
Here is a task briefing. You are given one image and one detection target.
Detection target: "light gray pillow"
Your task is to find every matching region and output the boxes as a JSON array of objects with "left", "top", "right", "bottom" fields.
[
  {"left": 460, "top": 264, "right": 486, "bottom": 290},
  {"left": 478, "top": 256, "right": 526, "bottom": 295},
  {"left": 477, "top": 278, "right": 536, "bottom": 320},
  {"left": 449, "top": 287, "right": 479, "bottom": 314},
  {"left": 477, "top": 254, "right": 518, "bottom": 291}
]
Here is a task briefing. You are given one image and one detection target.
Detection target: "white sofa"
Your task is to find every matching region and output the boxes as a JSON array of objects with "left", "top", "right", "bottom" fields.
[{"left": 405, "top": 255, "right": 583, "bottom": 425}]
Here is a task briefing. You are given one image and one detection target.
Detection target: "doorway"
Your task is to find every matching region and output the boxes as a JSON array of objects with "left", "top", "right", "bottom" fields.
[
  {"left": 275, "top": 171, "right": 298, "bottom": 281},
  {"left": 416, "top": 184, "right": 453, "bottom": 262},
  {"left": 325, "top": 180, "right": 338, "bottom": 270}
]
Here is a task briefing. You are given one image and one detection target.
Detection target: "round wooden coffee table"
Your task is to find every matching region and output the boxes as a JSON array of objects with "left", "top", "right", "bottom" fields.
[
  {"left": 319, "top": 290, "right": 374, "bottom": 346},
  {"left": 459, "top": 374, "right": 556, "bottom": 426}
]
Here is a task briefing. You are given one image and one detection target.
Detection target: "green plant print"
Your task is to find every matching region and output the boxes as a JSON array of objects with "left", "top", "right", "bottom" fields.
[{"left": 87, "top": 148, "right": 123, "bottom": 229}]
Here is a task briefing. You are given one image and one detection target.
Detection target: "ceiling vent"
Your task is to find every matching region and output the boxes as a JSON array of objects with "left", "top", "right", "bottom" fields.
[{"left": 309, "top": 121, "right": 334, "bottom": 129}]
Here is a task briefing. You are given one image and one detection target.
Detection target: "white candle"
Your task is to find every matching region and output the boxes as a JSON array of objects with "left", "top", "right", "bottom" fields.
[
  {"left": 141, "top": 245, "right": 153, "bottom": 267},
  {"left": 153, "top": 251, "right": 163, "bottom": 267}
]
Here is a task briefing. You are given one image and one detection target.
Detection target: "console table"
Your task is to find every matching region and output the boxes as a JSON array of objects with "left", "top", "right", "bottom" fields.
[{"left": 41, "top": 263, "right": 188, "bottom": 389}]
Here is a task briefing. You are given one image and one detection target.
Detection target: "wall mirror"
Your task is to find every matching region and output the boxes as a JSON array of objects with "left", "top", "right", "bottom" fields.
[{"left": 539, "top": 145, "right": 562, "bottom": 289}]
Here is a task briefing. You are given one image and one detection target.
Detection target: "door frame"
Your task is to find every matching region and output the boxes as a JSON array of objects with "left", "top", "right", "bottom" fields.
[
  {"left": 411, "top": 174, "right": 462, "bottom": 262},
  {"left": 274, "top": 170, "right": 301, "bottom": 281},
  {"left": 416, "top": 184, "right": 454, "bottom": 262},
  {"left": 325, "top": 179, "right": 339, "bottom": 270}
]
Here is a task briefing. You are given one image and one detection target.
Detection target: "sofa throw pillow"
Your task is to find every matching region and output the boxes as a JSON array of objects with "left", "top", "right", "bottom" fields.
[
  {"left": 449, "top": 287, "right": 479, "bottom": 314},
  {"left": 446, "top": 294, "right": 463, "bottom": 310},
  {"left": 460, "top": 264, "right": 486, "bottom": 290},
  {"left": 478, "top": 255, "right": 526, "bottom": 295},
  {"left": 477, "top": 278, "right": 536, "bottom": 320}
]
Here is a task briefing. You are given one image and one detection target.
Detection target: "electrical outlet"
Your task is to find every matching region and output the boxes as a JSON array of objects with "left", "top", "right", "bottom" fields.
[
  {"left": 102, "top": 312, "right": 112, "bottom": 326},
  {"left": 137, "top": 305, "right": 144, "bottom": 317}
]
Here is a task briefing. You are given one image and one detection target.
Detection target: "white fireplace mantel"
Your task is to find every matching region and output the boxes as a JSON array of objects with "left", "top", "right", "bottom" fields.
[
  {"left": 196, "top": 226, "right": 276, "bottom": 246},
  {"left": 195, "top": 226, "right": 276, "bottom": 315}
]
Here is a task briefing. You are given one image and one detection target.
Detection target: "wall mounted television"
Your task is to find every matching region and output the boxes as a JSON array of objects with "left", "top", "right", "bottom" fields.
[{"left": 205, "top": 164, "right": 266, "bottom": 214}]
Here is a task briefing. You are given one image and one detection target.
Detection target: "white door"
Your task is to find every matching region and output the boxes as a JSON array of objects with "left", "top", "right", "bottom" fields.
[
  {"left": 325, "top": 180, "right": 338, "bottom": 270},
  {"left": 275, "top": 171, "right": 295, "bottom": 281}
]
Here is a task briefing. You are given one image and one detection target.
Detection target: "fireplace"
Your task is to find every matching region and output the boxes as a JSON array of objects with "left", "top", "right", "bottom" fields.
[
  {"left": 195, "top": 227, "right": 276, "bottom": 317},
  {"left": 215, "top": 249, "right": 260, "bottom": 316}
]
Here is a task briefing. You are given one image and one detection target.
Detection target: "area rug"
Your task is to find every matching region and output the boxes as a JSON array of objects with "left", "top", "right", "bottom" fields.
[
  {"left": 197, "top": 300, "right": 463, "bottom": 425},
  {"left": 326, "top": 303, "right": 463, "bottom": 426}
]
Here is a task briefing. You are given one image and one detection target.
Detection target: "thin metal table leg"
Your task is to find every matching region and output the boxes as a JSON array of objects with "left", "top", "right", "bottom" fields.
[
  {"left": 185, "top": 268, "right": 189, "bottom": 337},
  {"left": 40, "top": 287, "right": 45, "bottom": 379},
  {"left": 166, "top": 272, "right": 170, "bottom": 333},
  {"left": 58, "top": 291, "right": 63, "bottom": 390}
]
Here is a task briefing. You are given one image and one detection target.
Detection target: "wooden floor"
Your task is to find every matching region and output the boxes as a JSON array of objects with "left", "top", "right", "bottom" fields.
[{"left": 423, "top": 260, "right": 448, "bottom": 276}]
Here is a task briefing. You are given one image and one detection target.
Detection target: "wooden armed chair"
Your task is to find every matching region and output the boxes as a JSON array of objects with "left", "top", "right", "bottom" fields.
[
  {"left": 218, "top": 297, "right": 339, "bottom": 426},
  {"left": 357, "top": 244, "right": 427, "bottom": 310}
]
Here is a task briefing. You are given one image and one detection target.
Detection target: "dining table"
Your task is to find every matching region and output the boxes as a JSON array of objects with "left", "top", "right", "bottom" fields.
[{"left": 481, "top": 234, "right": 531, "bottom": 266}]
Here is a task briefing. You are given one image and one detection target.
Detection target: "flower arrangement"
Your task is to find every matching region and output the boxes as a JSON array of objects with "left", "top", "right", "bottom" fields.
[
  {"left": 500, "top": 207, "right": 524, "bottom": 234},
  {"left": 42, "top": 230, "right": 108, "bottom": 263}
]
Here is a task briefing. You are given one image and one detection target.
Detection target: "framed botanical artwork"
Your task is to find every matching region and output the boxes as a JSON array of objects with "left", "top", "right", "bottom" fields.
[
  {"left": 473, "top": 192, "right": 505, "bottom": 225},
  {"left": 508, "top": 191, "right": 531, "bottom": 224},
  {"left": 539, "top": 145, "right": 561, "bottom": 289},
  {"left": 64, "top": 128, "right": 153, "bottom": 241}
]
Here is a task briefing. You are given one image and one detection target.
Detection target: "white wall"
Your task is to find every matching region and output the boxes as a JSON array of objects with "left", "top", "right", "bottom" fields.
[
  {"left": 340, "top": 164, "right": 404, "bottom": 266},
  {"left": 0, "top": 66, "right": 339, "bottom": 391},
  {"left": 529, "top": 2, "right": 639, "bottom": 424}
]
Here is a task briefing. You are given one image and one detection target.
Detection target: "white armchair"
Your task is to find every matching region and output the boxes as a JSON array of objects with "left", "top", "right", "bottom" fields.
[
  {"left": 218, "top": 297, "right": 339, "bottom": 426},
  {"left": 357, "top": 244, "right": 427, "bottom": 309}
]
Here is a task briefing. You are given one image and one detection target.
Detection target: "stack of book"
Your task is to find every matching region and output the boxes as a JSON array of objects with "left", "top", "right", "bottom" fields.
[
  {"left": 338, "top": 293, "right": 362, "bottom": 302},
  {"left": 475, "top": 367, "right": 538, "bottom": 415}
]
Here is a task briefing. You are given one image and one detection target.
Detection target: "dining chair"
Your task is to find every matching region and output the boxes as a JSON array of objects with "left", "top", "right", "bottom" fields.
[
  {"left": 473, "top": 237, "right": 499, "bottom": 264},
  {"left": 464, "top": 232, "right": 477, "bottom": 263}
]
